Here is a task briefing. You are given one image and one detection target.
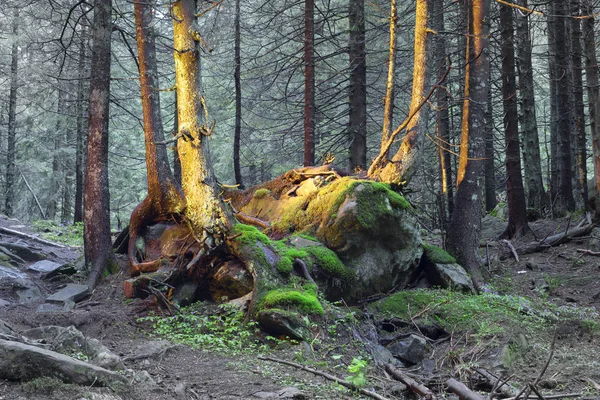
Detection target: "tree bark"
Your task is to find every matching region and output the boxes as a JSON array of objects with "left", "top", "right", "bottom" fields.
[
  {"left": 484, "top": 67, "right": 496, "bottom": 212},
  {"left": 348, "top": 0, "right": 367, "bottom": 172},
  {"left": 553, "top": 0, "right": 576, "bottom": 214},
  {"left": 233, "top": 0, "right": 244, "bottom": 188},
  {"left": 570, "top": 0, "right": 587, "bottom": 207},
  {"left": 448, "top": 0, "right": 491, "bottom": 290},
  {"left": 516, "top": 0, "right": 547, "bottom": 213},
  {"left": 47, "top": 86, "right": 67, "bottom": 221},
  {"left": 4, "top": 10, "right": 19, "bottom": 218},
  {"left": 433, "top": 0, "right": 454, "bottom": 225},
  {"left": 380, "top": 0, "right": 396, "bottom": 157},
  {"left": 499, "top": 3, "right": 529, "bottom": 239},
  {"left": 304, "top": 0, "right": 315, "bottom": 166},
  {"left": 582, "top": 0, "right": 600, "bottom": 217},
  {"left": 74, "top": 20, "right": 88, "bottom": 224},
  {"left": 547, "top": 5, "right": 559, "bottom": 209},
  {"left": 85, "top": 0, "right": 117, "bottom": 289}
]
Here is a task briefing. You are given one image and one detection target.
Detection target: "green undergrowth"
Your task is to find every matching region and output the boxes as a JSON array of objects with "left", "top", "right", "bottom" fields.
[
  {"left": 422, "top": 243, "right": 456, "bottom": 264},
  {"left": 371, "top": 289, "right": 600, "bottom": 338},
  {"left": 32, "top": 220, "right": 83, "bottom": 247},
  {"left": 138, "top": 303, "right": 266, "bottom": 354}
]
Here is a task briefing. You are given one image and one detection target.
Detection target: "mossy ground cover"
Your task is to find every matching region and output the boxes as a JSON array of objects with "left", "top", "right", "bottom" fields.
[
  {"left": 32, "top": 220, "right": 84, "bottom": 247},
  {"left": 370, "top": 289, "right": 600, "bottom": 338},
  {"left": 422, "top": 243, "right": 456, "bottom": 264}
]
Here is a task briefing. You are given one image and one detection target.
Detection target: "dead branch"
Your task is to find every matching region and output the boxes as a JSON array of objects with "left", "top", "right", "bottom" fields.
[
  {"left": 472, "top": 368, "right": 519, "bottom": 398},
  {"left": 503, "top": 394, "right": 581, "bottom": 400},
  {"left": 445, "top": 378, "right": 486, "bottom": 400},
  {"left": 233, "top": 212, "right": 270, "bottom": 230},
  {"left": 385, "top": 363, "right": 435, "bottom": 400},
  {"left": 576, "top": 248, "right": 600, "bottom": 256},
  {"left": 502, "top": 240, "right": 519, "bottom": 262},
  {"left": 500, "top": 224, "right": 594, "bottom": 260},
  {"left": 0, "top": 226, "right": 66, "bottom": 248},
  {"left": 258, "top": 356, "right": 391, "bottom": 400}
]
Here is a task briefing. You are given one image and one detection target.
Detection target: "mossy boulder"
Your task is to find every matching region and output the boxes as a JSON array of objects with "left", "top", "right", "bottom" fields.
[{"left": 420, "top": 244, "right": 475, "bottom": 293}]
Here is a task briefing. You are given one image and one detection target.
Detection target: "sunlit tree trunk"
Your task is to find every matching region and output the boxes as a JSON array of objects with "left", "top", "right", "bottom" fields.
[
  {"left": 233, "top": 0, "right": 244, "bottom": 187},
  {"left": 582, "top": 0, "right": 600, "bottom": 216},
  {"left": 516, "top": 0, "right": 546, "bottom": 214},
  {"left": 456, "top": 1, "right": 471, "bottom": 187},
  {"left": 5, "top": 10, "right": 19, "bottom": 217},
  {"left": 348, "top": 0, "right": 367, "bottom": 171},
  {"left": 173, "top": 0, "right": 229, "bottom": 233},
  {"left": 499, "top": 2, "right": 529, "bottom": 239},
  {"left": 448, "top": 0, "right": 491, "bottom": 290},
  {"left": 380, "top": 0, "right": 397, "bottom": 152},
  {"left": 304, "top": 0, "right": 315, "bottom": 166},
  {"left": 85, "top": 0, "right": 118, "bottom": 288},
  {"left": 370, "top": 0, "right": 431, "bottom": 186}
]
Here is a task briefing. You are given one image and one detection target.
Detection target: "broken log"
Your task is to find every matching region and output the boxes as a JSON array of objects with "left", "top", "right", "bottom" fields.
[
  {"left": 0, "top": 226, "right": 67, "bottom": 248},
  {"left": 445, "top": 378, "right": 485, "bottom": 400},
  {"left": 385, "top": 363, "right": 435, "bottom": 400}
]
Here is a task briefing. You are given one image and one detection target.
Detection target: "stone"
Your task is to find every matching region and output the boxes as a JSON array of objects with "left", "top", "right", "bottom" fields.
[
  {"left": 0, "top": 299, "right": 9, "bottom": 307},
  {"left": 126, "top": 340, "right": 177, "bottom": 361},
  {"left": 257, "top": 309, "right": 310, "bottom": 341},
  {"left": 36, "top": 300, "right": 76, "bottom": 313},
  {"left": 21, "top": 325, "right": 124, "bottom": 370},
  {"left": 46, "top": 283, "right": 90, "bottom": 304},
  {"left": 28, "top": 260, "right": 75, "bottom": 279},
  {"left": 174, "top": 382, "right": 187, "bottom": 398},
  {"left": 0, "top": 265, "right": 44, "bottom": 304},
  {"left": 387, "top": 334, "right": 428, "bottom": 366},
  {"left": 0, "top": 242, "right": 46, "bottom": 262},
  {"left": 426, "top": 263, "right": 475, "bottom": 293},
  {"left": 209, "top": 259, "right": 253, "bottom": 302},
  {"left": 172, "top": 282, "right": 199, "bottom": 306},
  {"left": 0, "top": 339, "right": 128, "bottom": 387}
]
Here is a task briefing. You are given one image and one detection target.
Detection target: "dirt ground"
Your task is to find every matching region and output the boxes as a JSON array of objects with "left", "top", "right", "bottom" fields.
[{"left": 1, "top": 214, "right": 600, "bottom": 399}]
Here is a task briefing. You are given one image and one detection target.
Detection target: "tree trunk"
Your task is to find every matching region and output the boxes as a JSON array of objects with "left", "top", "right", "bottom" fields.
[
  {"left": 553, "top": 0, "right": 576, "bottom": 214},
  {"left": 499, "top": 3, "right": 529, "bottom": 239},
  {"left": 85, "top": 0, "right": 117, "bottom": 289},
  {"left": 5, "top": 10, "right": 19, "bottom": 218},
  {"left": 233, "top": 0, "right": 244, "bottom": 188},
  {"left": 570, "top": 0, "right": 587, "bottom": 207},
  {"left": 47, "top": 87, "right": 66, "bottom": 221},
  {"left": 348, "top": 0, "right": 367, "bottom": 172},
  {"left": 433, "top": 0, "right": 454, "bottom": 225},
  {"left": 74, "top": 21, "right": 88, "bottom": 224},
  {"left": 456, "top": 1, "right": 471, "bottom": 187},
  {"left": 448, "top": 0, "right": 491, "bottom": 290},
  {"left": 582, "top": 0, "right": 600, "bottom": 217},
  {"left": 516, "top": 0, "right": 547, "bottom": 214},
  {"left": 380, "top": 0, "right": 396, "bottom": 156},
  {"left": 128, "top": 0, "right": 187, "bottom": 273},
  {"left": 370, "top": 0, "right": 431, "bottom": 186},
  {"left": 304, "top": 0, "right": 315, "bottom": 166},
  {"left": 484, "top": 67, "right": 496, "bottom": 212},
  {"left": 172, "top": 93, "right": 182, "bottom": 185}
]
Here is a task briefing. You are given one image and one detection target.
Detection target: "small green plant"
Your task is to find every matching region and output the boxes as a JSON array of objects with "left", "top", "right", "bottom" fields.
[
  {"left": 32, "top": 220, "right": 84, "bottom": 246},
  {"left": 346, "top": 357, "right": 368, "bottom": 388}
]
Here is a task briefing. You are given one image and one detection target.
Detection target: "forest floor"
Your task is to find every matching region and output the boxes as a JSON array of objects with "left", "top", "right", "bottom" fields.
[{"left": 0, "top": 213, "right": 599, "bottom": 400}]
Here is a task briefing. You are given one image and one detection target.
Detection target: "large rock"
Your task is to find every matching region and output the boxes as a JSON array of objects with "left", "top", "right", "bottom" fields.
[
  {"left": 0, "top": 339, "right": 127, "bottom": 387},
  {"left": 387, "top": 334, "right": 428, "bottom": 366},
  {"left": 21, "top": 325, "right": 124, "bottom": 370},
  {"left": 0, "top": 264, "right": 44, "bottom": 304}
]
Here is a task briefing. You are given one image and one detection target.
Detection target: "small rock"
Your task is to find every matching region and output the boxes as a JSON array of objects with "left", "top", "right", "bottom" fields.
[
  {"left": 174, "top": 382, "right": 187, "bottom": 398},
  {"left": 28, "top": 260, "right": 75, "bottom": 279},
  {"left": 277, "top": 387, "right": 307, "bottom": 399},
  {"left": 257, "top": 309, "right": 310, "bottom": 341},
  {"left": 390, "top": 383, "right": 408, "bottom": 396},
  {"left": 387, "top": 334, "right": 428, "bottom": 366},
  {"left": 539, "top": 379, "right": 558, "bottom": 389},
  {"left": 46, "top": 283, "right": 90, "bottom": 304},
  {"left": 0, "top": 299, "right": 10, "bottom": 308},
  {"left": 425, "top": 263, "right": 475, "bottom": 293},
  {"left": 36, "top": 300, "right": 76, "bottom": 313},
  {"left": 172, "top": 282, "right": 199, "bottom": 306}
]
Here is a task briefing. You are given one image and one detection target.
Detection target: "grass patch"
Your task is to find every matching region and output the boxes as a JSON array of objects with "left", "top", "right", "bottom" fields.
[{"left": 32, "top": 220, "right": 83, "bottom": 246}]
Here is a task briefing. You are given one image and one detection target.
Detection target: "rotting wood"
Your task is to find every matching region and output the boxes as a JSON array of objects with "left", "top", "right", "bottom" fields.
[
  {"left": 445, "top": 378, "right": 486, "bottom": 400},
  {"left": 258, "top": 356, "right": 391, "bottom": 400},
  {"left": 0, "top": 226, "right": 67, "bottom": 248},
  {"left": 385, "top": 363, "right": 435, "bottom": 399},
  {"left": 502, "top": 239, "right": 519, "bottom": 262}
]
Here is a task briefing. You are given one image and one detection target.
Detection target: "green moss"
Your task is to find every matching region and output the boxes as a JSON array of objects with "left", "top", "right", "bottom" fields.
[
  {"left": 276, "top": 257, "right": 293, "bottom": 274},
  {"left": 422, "top": 243, "right": 456, "bottom": 264},
  {"left": 234, "top": 224, "right": 270, "bottom": 246},
  {"left": 306, "top": 246, "right": 354, "bottom": 280},
  {"left": 262, "top": 288, "right": 323, "bottom": 315},
  {"left": 253, "top": 188, "right": 271, "bottom": 199},
  {"left": 294, "top": 233, "right": 318, "bottom": 242}
]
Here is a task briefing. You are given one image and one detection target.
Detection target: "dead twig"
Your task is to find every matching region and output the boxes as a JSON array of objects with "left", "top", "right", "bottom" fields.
[
  {"left": 258, "top": 356, "right": 391, "bottom": 400},
  {"left": 385, "top": 363, "right": 435, "bottom": 399},
  {"left": 445, "top": 378, "right": 486, "bottom": 400},
  {"left": 502, "top": 240, "right": 519, "bottom": 262}
]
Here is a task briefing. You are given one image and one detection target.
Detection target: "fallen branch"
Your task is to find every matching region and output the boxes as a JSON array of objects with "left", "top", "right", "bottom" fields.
[
  {"left": 445, "top": 378, "right": 486, "bottom": 400},
  {"left": 576, "top": 248, "right": 600, "bottom": 256},
  {"left": 385, "top": 363, "right": 435, "bottom": 399},
  {"left": 502, "top": 240, "right": 519, "bottom": 262},
  {"left": 472, "top": 368, "right": 519, "bottom": 398},
  {"left": 500, "top": 224, "right": 594, "bottom": 260},
  {"left": 0, "top": 226, "right": 66, "bottom": 248},
  {"left": 503, "top": 394, "right": 581, "bottom": 400},
  {"left": 258, "top": 356, "right": 391, "bottom": 400}
]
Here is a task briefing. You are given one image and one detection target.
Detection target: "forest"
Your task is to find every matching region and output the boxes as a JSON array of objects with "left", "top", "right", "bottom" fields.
[{"left": 1, "top": 0, "right": 600, "bottom": 399}]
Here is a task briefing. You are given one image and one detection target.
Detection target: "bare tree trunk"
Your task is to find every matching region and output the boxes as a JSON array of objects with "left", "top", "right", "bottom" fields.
[
  {"left": 85, "top": 0, "right": 117, "bottom": 289},
  {"left": 448, "top": 0, "right": 491, "bottom": 290},
  {"left": 233, "top": 0, "right": 244, "bottom": 187},
  {"left": 380, "top": 0, "right": 396, "bottom": 153},
  {"left": 172, "top": 93, "right": 182, "bottom": 185},
  {"left": 499, "top": 2, "right": 529, "bottom": 239},
  {"left": 4, "top": 10, "right": 19, "bottom": 218},
  {"left": 304, "top": 0, "right": 315, "bottom": 166},
  {"left": 484, "top": 67, "right": 496, "bottom": 212},
  {"left": 348, "top": 0, "right": 367, "bottom": 171},
  {"left": 582, "top": 0, "right": 600, "bottom": 216},
  {"left": 553, "top": 0, "right": 576, "bottom": 214},
  {"left": 74, "top": 21, "right": 88, "bottom": 224},
  {"left": 47, "top": 86, "right": 67, "bottom": 221},
  {"left": 516, "top": 0, "right": 547, "bottom": 214},
  {"left": 433, "top": 0, "right": 453, "bottom": 225},
  {"left": 570, "top": 0, "right": 587, "bottom": 207},
  {"left": 547, "top": 6, "right": 559, "bottom": 209}
]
